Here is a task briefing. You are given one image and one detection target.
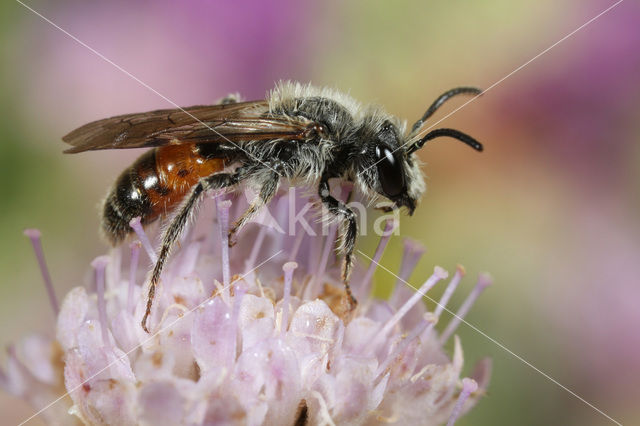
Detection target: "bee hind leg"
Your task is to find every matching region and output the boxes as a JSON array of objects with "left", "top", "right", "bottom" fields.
[{"left": 141, "top": 169, "right": 245, "bottom": 333}]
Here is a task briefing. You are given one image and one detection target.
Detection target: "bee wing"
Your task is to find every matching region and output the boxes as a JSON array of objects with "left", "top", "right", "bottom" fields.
[{"left": 62, "top": 100, "right": 314, "bottom": 153}]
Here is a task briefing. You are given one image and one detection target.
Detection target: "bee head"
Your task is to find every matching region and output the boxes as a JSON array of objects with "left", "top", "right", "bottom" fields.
[
  {"left": 355, "top": 87, "right": 484, "bottom": 214},
  {"left": 354, "top": 118, "right": 424, "bottom": 215}
]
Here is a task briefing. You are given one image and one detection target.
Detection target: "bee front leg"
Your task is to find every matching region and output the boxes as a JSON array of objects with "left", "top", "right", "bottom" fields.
[
  {"left": 318, "top": 179, "right": 358, "bottom": 306},
  {"left": 141, "top": 169, "right": 244, "bottom": 333},
  {"left": 228, "top": 168, "right": 280, "bottom": 247}
]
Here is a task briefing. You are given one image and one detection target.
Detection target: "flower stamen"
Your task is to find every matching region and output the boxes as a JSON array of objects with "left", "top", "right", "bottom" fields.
[
  {"left": 91, "top": 255, "right": 111, "bottom": 348},
  {"left": 440, "top": 273, "right": 492, "bottom": 344},
  {"left": 288, "top": 231, "right": 305, "bottom": 261},
  {"left": 375, "top": 312, "right": 438, "bottom": 381},
  {"left": 304, "top": 223, "right": 337, "bottom": 300},
  {"left": 127, "top": 241, "right": 141, "bottom": 312},
  {"left": 364, "top": 266, "right": 448, "bottom": 353},
  {"left": 446, "top": 377, "right": 478, "bottom": 426},
  {"left": 23, "top": 229, "right": 59, "bottom": 316},
  {"left": 435, "top": 265, "right": 465, "bottom": 318},
  {"left": 281, "top": 261, "right": 298, "bottom": 335},
  {"left": 358, "top": 218, "right": 396, "bottom": 298},
  {"left": 129, "top": 217, "right": 157, "bottom": 262},
  {"left": 246, "top": 225, "right": 268, "bottom": 271},
  {"left": 230, "top": 281, "right": 246, "bottom": 366},
  {"left": 389, "top": 239, "right": 426, "bottom": 307}
]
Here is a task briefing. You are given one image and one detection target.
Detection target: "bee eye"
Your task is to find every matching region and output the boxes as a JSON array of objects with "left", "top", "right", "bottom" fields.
[{"left": 375, "top": 145, "right": 405, "bottom": 198}]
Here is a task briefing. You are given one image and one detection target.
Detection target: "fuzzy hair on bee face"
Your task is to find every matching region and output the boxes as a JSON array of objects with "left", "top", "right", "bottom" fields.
[{"left": 350, "top": 110, "right": 425, "bottom": 213}]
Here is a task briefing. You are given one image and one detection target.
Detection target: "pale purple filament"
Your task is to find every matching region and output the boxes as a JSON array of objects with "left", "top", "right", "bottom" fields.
[
  {"left": 246, "top": 225, "right": 268, "bottom": 271},
  {"left": 389, "top": 239, "right": 426, "bottom": 307},
  {"left": 127, "top": 241, "right": 141, "bottom": 312},
  {"left": 359, "top": 218, "right": 396, "bottom": 298},
  {"left": 434, "top": 265, "right": 465, "bottom": 318},
  {"left": 379, "top": 266, "right": 448, "bottom": 338},
  {"left": 364, "top": 267, "right": 448, "bottom": 353},
  {"left": 128, "top": 217, "right": 157, "bottom": 262},
  {"left": 375, "top": 313, "right": 437, "bottom": 380},
  {"left": 288, "top": 231, "right": 305, "bottom": 261},
  {"left": 91, "top": 256, "right": 111, "bottom": 349},
  {"left": 23, "top": 229, "right": 58, "bottom": 316},
  {"left": 446, "top": 378, "right": 478, "bottom": 426},
  {"left": 440, "top": 273, "right": 492, "bottom": 344},
  {"left": 305, "top": 222, "right": 337, "bottom": 299},
  {"left": 281, "top": 262, "right": 298, "bottom": 335},
  {"left": 318, "top": 224, "right": 338, "bottom": 276},
  {"left": 229, "top": 283, "right": 246, "bottom": 367}
]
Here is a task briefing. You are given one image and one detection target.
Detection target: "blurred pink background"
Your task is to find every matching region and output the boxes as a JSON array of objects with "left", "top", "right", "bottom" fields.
[{"left": 1, "top": 0, "right": 638, "bottom": 424}]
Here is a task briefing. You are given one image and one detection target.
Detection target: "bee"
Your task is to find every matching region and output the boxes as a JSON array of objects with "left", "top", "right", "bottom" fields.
[{"left": 63, "top": 82, "right": 483, "bottom": 332}]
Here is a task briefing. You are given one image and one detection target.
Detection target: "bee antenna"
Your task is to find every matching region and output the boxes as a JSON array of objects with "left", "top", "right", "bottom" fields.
[
  {"left": 410, "top": 87, "right": 482, "bottom": 134},
  {"left": 407, "top": 128, "right": 483, "bottom": 154}
]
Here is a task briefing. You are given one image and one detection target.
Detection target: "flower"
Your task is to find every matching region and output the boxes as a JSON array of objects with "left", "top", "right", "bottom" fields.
[{"left": 2, "top": 187, "right": 490, "bottom": 425}]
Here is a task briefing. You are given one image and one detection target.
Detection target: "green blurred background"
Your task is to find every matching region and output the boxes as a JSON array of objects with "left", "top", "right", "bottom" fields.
[{"left": 1, "top": 0, "right": 638, "bottom": 424}]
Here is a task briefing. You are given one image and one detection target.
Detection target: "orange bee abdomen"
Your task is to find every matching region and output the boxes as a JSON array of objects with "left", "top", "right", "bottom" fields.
[
  {"left": 101, "top": 144, "right": 224, "bottom": 245},
  {"left": 152, "top": 144, "right": 225, "bottom": 210}
]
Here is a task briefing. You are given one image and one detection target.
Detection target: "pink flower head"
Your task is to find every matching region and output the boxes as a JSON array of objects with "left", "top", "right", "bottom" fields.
[{"left": 3, "top": 187, "right": 490, "bottom": 425}]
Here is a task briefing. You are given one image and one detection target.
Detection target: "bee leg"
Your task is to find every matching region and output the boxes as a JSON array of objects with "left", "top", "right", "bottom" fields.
[
  {"left": 141, "top": 170, "right": 244, "bottom": 333},
  {"left": 318, "top": 179, "right": 358, "bottom": 307},
  {"left": 228, "top": 169, "right": 280, "bottom": 247}
]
